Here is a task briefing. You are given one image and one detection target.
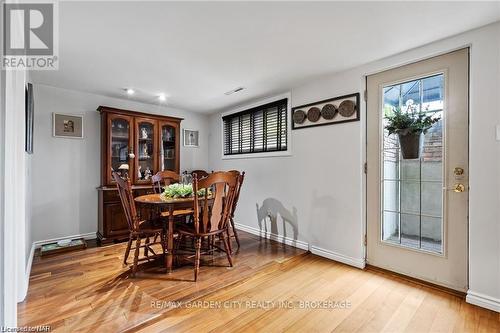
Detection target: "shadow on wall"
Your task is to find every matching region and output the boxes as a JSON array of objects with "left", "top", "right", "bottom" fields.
[{"left": 256, "top": 198, "right": 299, "bottom": 243}]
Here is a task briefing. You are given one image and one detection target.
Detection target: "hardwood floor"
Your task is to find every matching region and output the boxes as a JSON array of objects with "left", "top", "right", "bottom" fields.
[
  {"left": 18, "top": 231, "right": 305, "bottom": 332},
  {"left": 19, "top": 231, "right": 499, "bottom": 332}
]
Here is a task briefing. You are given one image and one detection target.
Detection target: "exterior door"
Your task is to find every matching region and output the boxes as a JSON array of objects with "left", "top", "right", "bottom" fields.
[
  {"left": 134, "top": 118, "right": 158, "bottom": 183},
  {"left": 366, "top": 48, "right": 469, "bottom": 291}
]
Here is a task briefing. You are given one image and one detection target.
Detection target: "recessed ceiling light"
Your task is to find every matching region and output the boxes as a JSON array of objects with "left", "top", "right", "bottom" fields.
[
  {"left": 224, "top": 87, "right": 244, "bottom": 96},
  {"left": 158, "top": 93, "right": 166, "bottom": 101},
  {"left": 126, "top": 88, "right": 135, "bottom": 95}
]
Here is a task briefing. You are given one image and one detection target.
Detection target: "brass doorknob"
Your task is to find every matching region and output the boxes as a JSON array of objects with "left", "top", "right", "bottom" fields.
[{"left": 453, "top": 183, "right": 465, "bottom": 192}]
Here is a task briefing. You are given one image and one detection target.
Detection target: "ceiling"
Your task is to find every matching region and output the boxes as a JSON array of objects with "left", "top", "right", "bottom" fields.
[{"left": 31, "top": 1, "right": 500, "bottom": 113}]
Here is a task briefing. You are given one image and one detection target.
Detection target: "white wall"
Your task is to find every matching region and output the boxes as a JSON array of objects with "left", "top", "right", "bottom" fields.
[
  {"left": 23, "top": 74, "right": 33, "bottom": 303},
  {"left": 2, "top": 65, "right": 31, "bottom": 321},
  {"left": 24, "top": 73, "right": 33, "bottom": 285},
  {"left": 0, "top": 61, "right": 4, "bottom": 328},
  {"left": 208, "top": 74, "right": 365, "bottom": 267},
  {"left": 0, "top": 3, "right": 5, "bottom": 319},
  {"left": 208, "top": 22, "right": 500, "bottom": 310},
  {"left": 25, "top": 154, "right": 32, "bottom": 267},
  {"left": 31, "top": 84, "right": 210, "bottom": 242}
]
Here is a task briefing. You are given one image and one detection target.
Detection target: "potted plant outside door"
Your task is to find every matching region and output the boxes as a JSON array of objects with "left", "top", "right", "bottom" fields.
[{"left": 384, "top": 101, "right": 440, "bottom": 159}]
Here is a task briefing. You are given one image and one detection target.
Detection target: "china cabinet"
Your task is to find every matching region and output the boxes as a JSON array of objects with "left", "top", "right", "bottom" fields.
[{"left": 97, "top": 106, "right": 182, "bottom": 244}]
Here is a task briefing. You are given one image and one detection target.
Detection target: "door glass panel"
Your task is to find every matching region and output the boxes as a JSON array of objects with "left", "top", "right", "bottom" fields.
[
  {"left": 383, "top": 180, "right": 399, "bottom": 212},
  {"left": 160, "top": 125, "right": 176, "bottom": 171},
  {"left": 111, "top": 118, "right": 130, "bottom": 174},
  {"left": 400, "top": 213, "right": 420, "bottom": 249},
  {"left": 138, "top": 122, "right": 155, "bottom": 180},
  {"left": 400, "top": 180, "right": 421, "bottom": 215},
  {"left": 382, "top": 211, "right": 400, "bottom": 242},
  {"left": 421, "top": 216, "right": 443, "bottom": 252},
  {"left": 381, "top": 73, "right": 444, "bottom": 254}
]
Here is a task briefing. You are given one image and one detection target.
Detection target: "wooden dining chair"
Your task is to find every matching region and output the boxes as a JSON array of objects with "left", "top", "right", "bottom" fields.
[
  {"left": 151, "top": 170, "right": 180, "bottom": 193},
  {"left": 190, "top": 169, "right": 210, "bottom": 179},
  {"left": 112, "top": 172, "right": 166, "bottom": 277},
  {"left": 175, "top": 171, "right": 239, "bottom": 281},
  {"left": 226, "top": 170, "right": 245, "bottom": 252},
  {"left": 151, "top": 170, "right": 194, "bottom": 220}
]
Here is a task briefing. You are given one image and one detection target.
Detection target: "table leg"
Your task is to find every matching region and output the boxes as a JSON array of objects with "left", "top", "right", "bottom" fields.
[{"left": 166, "top": 206, "right": 174, "bottom": 273}]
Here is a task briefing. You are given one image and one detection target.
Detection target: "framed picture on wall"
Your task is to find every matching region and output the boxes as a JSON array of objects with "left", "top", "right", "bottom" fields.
[
  {"left": 53, "top": 113, "right": 84, "bottom": 138},
  {"left": 183, "top": 129, "right": 199, "bottom": 147}
]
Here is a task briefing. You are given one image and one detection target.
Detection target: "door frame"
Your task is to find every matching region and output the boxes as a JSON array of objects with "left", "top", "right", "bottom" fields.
[{"left": 362, "top": 46, "right": 471, "bottom": 288}]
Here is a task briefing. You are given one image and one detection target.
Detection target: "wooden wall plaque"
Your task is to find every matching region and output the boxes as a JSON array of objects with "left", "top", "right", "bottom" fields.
[{"left": 292, "top": 93, "right": 360, "bottom": 130}]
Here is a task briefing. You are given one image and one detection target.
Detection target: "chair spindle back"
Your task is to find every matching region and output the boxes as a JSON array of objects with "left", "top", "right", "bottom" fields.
[
  {"left": 190, "top": 169, "right": 210, "bottom": 179},
  {"left": 229, "top": 170, "right": 245, "bottom": 219},
  {"left": 151, "top": 170, "right": 180, "bottom": 194},
  {"left": 192, "top": 171, "right": 239, "bottom": 234},
  {"left": 112, "top": 172, "right": 140, "bottom": 232}
]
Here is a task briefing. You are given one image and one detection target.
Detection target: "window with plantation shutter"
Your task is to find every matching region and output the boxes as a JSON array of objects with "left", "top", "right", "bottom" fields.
[{"left": 223, "top": 98, "right": 288, "bottom": 155}]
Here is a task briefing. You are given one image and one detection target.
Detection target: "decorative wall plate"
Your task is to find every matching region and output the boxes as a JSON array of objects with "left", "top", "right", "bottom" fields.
[
  {"left": 338, "top": 100, "right": 356, "bottom": 117},
  {"left": 321, "top": 104, "right": 337, "bottom": 120},
  {"left": 293, "top": 109, "right": 307, "bottom": 124},
  {"left": 291, "top": 93, "right": 360, "bottom": 130},
  {"left": 307, "top": 107, "right": 321, "bottom": 122}
]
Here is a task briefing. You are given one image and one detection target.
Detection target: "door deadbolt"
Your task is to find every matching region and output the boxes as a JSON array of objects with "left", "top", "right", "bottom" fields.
[{"left": 454, "top": 167, "right": 464, "bottom": 176}]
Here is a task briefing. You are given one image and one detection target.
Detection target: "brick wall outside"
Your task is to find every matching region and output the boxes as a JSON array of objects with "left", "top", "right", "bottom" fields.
[{"left": 422, "top": 120, "right": 442, "bottom": 162}]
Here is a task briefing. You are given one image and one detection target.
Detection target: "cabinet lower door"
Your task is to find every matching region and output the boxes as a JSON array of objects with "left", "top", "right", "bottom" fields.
[{"left": 104, "top": 202, "right": 129, "bottom": 238}]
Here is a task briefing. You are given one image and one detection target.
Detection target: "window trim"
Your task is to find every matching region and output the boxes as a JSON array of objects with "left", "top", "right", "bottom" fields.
[{"left": 221, "top": 92, "right": 292, "bottom": 160}]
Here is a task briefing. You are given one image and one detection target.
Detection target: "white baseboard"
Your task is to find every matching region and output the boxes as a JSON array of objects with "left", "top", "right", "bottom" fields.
[
  {"left": 17, "top": 243, "right": 36, "bottom": 302},
  {"left": 234, "top": 223, "right": 309, "bottom": 251},
  {"left": 310, "top": 246, "right": 366, "bottom": 269},
  {"left": 467, "top": 290, "right": 500, "bottom": 312},
  {"left": 17, "top": 232, "right": 97, "bottom": 303},
  {"left": 234, "top": 223, "right": 366, "bottom": 270},
  {"left": 33, "top": 232, "right": 96, "bottom": 248}
]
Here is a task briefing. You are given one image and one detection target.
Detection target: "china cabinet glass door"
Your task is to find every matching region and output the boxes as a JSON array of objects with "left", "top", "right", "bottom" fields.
[
  {"left": 108, "top": 115, "right": 133, "bottom": 184},
  {"left": 135, "top": 118, "right": 158, "bottom": 183},
  {"left": 159, "top": 121, "right": 178, "bottom": 172}
]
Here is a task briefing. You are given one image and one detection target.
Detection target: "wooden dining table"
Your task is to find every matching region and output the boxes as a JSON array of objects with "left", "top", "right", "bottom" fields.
[{"left": 134, "top": 193, "right": 204, "bottom": 273}]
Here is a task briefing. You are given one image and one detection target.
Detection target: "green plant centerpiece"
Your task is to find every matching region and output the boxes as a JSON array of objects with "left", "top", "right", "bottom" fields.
[
  {"left": 384, "top": 100, "right": 440, "bottom": 159},
  {"left": 160, "top": 183, "right": 211, "bottom": 200}
]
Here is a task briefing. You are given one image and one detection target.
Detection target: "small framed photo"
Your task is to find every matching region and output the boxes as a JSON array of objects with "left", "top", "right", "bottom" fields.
[
  {"left": 183, "top": 129, "right": 199, "bottom": 147},
  {"left": 53, "top": 113, "right": 83, "bottom": 139}
]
